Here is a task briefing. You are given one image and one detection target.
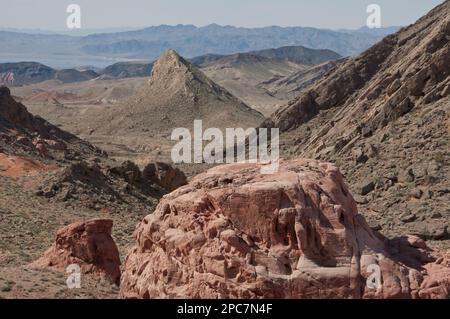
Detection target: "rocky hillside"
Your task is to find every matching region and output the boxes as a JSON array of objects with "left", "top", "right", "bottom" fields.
[
  {"left": 0, "top": 62, "right": 55, "bottom": 86},
  {"left": 260, "top": 59, "right": 341, "bottom": 101},
  {"left": 96, "top": 49, "right": 264, "bottom": 136},
  {"left": 99, "top": 61, "right": 153, "bottom": 79},
  {"left": 193, "top": 45, "right": 341, "bottom": 68},
  {"left": 54, "top": 69, "right": 98, "bottom": 83},
  {"left": 247, "top": 45, "right": 341, "bottom": 65},
  {"left": 200, "top": 53, "right": 307, "bottom": 116},
  {"left": 197, "top": 46, "right": 341, "bottom": 116},
  {"left": 0, "top": 85, "right": 183, "bottom": 210},
  {"left": 0, "top": 84, "right": 189, "bottom": 298},
  {"left": 0, "top": 62, "right": 99, "bottom": 86},
  {"left": 0, "top": 86, "right": 101, "bottom": 160},
  {"left": 264, "top": 1, "right": 450, "bottom": 245}
]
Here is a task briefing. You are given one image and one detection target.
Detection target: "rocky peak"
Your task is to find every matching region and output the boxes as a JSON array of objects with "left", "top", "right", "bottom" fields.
[
  {"left": 146, "top": 48, "right": 232, "bottom": 98},
  {"left": 104, "top": 49, "right": 263, "bottom": 134},
  {"left": 150, "top": 49, "right": 189, "bottom": 78}
]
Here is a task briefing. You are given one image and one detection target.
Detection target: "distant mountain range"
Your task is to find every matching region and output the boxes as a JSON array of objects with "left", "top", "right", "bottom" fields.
[
  {"left": 0, "top": 27, "right": 141, "bottom": 36},
  {"left": 0, "top": 24, "right": 399, "bottom": 68},
  {"left": 0, "top": 45, "right": 342, "bottom": 86},
  {"left": 0, "top": 62, "right": 100, "bottom": 86},
  {"left": 191, "top": 46, "right": 341, "bottom": 67}
]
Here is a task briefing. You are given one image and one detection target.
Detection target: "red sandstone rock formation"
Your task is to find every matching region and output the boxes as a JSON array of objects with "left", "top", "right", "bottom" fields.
[
  {"left": 419, "top": 250, "right": 450, "bottom": 299},
  {"left": 120, "top": 159, "right": 450, "bottom": 298},
  {"left": 32, "top": 219, "right": 121, "bottom": 285}
]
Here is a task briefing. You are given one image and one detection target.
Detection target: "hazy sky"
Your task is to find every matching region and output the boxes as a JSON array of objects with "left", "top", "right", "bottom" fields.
[{"left": 0, "top": 0, "right": 444, "bottom": 31}]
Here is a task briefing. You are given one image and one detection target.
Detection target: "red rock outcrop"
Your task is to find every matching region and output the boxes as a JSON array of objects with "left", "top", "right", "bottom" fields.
[
  {"left": 32, "top": 219, "right": 121, "bottom": 285},
  {"left": 120, "top": 159, "right": 450, "bottom": 298},
  {"left": 420, "top": 250, "right": 450, "bottom": 299},
  {"left": 142, "top": 162, "right": 187, "bottom": 192}
]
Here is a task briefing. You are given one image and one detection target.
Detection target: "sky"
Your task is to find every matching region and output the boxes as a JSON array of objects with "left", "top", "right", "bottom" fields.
[{"left": 0, "top": 0, "right": 444, "bottom": 31}]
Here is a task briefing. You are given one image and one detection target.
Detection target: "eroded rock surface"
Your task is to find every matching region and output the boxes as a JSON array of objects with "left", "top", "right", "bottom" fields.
[
  {"left": 265, "top": 1, "right": 450, "bottom": 241},
  {"left": 120, "top": 160, "right": 450, "bottom": 298},
  {"left": 31, "top": 219, "right": 121, "bottom": 285}
]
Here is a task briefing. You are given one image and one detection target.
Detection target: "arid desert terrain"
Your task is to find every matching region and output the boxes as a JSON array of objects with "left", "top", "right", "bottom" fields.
[{"left": 0, "top": 1, "right": 449, "bottom": 299}]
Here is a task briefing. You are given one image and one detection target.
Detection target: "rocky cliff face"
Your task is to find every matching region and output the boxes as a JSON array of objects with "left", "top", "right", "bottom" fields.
[
  {"left": 266, "top": 1, "right": 449, "bottom": 131},
  {"left": 120, "top": 160, "right": 450, "bottom": 298},
  {"left": 264, "top": 1, "right": 450, "bottom": 242}
]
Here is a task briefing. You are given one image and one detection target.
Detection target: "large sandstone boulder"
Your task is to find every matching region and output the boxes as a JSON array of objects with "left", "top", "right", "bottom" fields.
[
  {"left": 120, "top": 159, "right": 450, "bottom": 298},
  {"left": 31, "top": 219, "right": 121, "bottom": 285}
]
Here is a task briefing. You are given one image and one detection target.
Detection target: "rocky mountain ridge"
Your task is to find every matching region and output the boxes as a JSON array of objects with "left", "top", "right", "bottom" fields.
[{"left": 265, "top": 0, "right": 450, "bottom": 245}]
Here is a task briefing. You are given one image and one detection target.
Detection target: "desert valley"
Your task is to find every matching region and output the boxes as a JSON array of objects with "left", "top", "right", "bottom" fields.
[{"left": 0, "top": 0, "right": 449, "bottom": 299}]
